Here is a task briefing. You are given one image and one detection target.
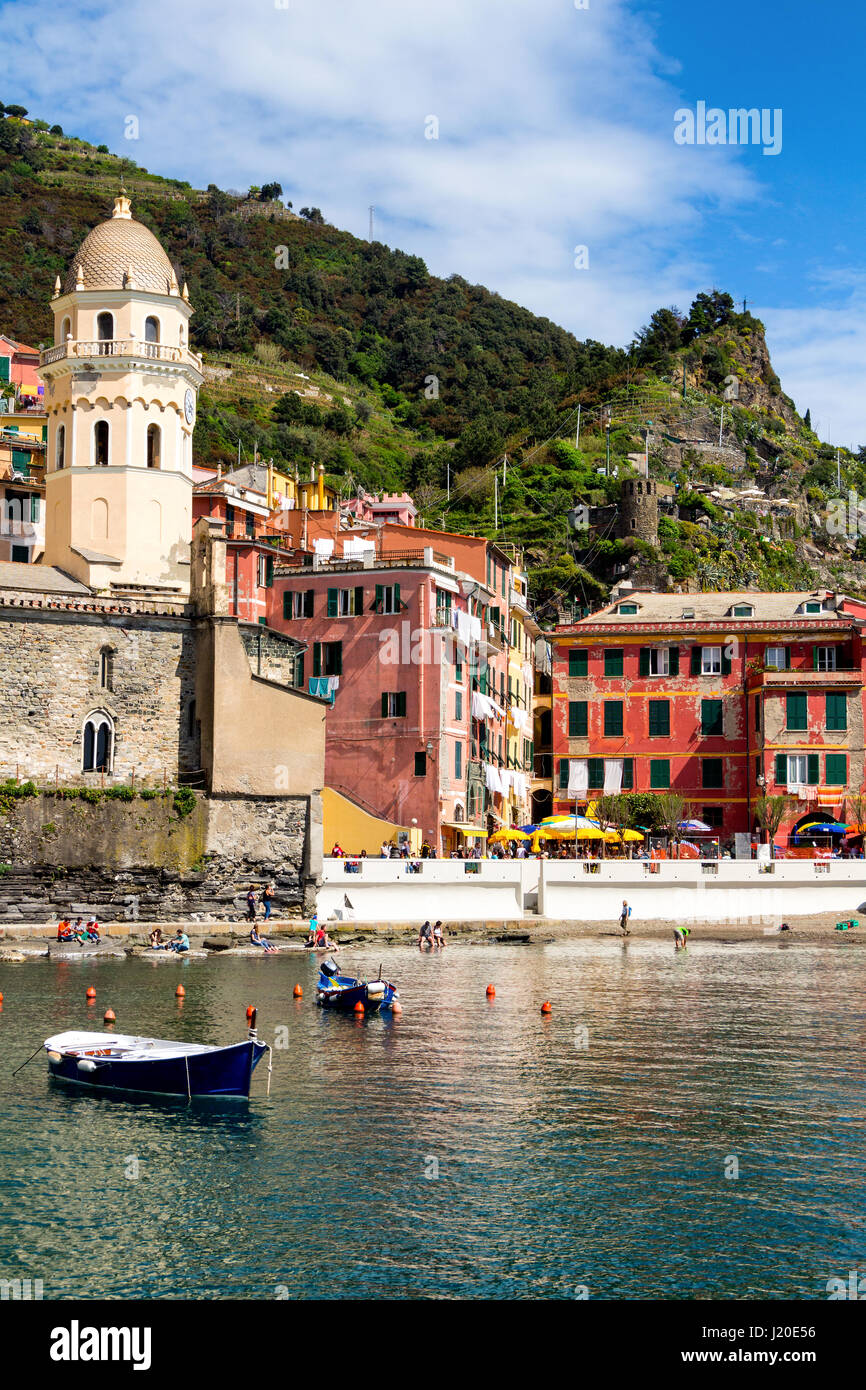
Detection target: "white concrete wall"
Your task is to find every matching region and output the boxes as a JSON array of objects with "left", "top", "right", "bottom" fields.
[{"left": 318, "top": 857, "right": 866, "bottom": 923}]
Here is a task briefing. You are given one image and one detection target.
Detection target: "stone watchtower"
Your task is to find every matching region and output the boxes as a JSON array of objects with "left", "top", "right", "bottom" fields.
[
  {"left": 619, "top": 476, "right": 659, "bottom": 546},
  {"left": 39, "top": 195, "right": 204, "bottom": 593}
]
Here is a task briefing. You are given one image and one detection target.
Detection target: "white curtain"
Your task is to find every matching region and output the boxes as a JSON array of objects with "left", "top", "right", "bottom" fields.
[
  {"left": 603, "top": 758, "right": 623, "bottom": 794},
  {"left": 567, "top": 759, "right": 588, "bottom": 796}
]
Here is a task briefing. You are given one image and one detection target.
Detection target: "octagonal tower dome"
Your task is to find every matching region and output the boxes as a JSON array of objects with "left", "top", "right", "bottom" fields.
[{"left": 62, "top": 194, "right": 179, "bottom": 296}]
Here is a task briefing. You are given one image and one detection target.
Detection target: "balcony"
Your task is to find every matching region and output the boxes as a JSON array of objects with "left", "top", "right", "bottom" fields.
[
  {"left": 40, "top": 339, "right": 203, "bottom": 372},
  {"left": 758, "top": 666, "right": 861, "bottom": 688}
]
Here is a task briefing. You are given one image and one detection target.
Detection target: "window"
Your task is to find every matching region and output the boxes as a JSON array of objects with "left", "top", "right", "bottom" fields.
[
  {"left": 826, "top": 753, "right": 847, "bottom": 785},
  {"left": 455, "top": 659, "right": 463, "bottom": 682},
  {"left": 569, "top": 649, "right": 588, "bottom": 678},
  {"left": 327, "top": 586, "right": 364, "bottom": 617},
  {"left": 803, "top": 601, "right": 822, "bottom": 614},
  {"left": 640, "top": 646, "right": 679, "bottom": 676},
  {"left": 82, "top": 712, "right": 113, "bottom": 772},
  {"left": 568, "top": 700, "right": 588, "bottom": 737},
  {"left": 258, "top": 554, "right": 275, "bottom": 588},
  {"left": 604, "top": 649, "right": 623, "bottom": 678},
  {"left": 374, "top": 584, "right": 401, "bottom": 614},
  {"left": 99, "top": 646, "right": 113, "bottom": 690},
  {"left": 96, "top": 312, "right": 114, "bottom": 348},
  {"left": 146, "top": 423, "right": 160, "bottom": 469},
  {"left": 225, "top": 503, "right": 235, "bottom": 532},
  {"left": 94, "top": 420, "right": 109, "bottom": 466},
  {"left": 622, "top": 758, "right": 634, "bottom": 790},
  {"left": 826, "top": 693, "right": 847, "bottom": 731},
  {"left": 813, "top": 646, "right": 837, "bottom": 671},
  {"left": 701, "top": 806, "right": 724, "bottom": 828},
  {"left": 786, "top": 693, "right": 807, "bottom": 731},
  {"left": 414, "top": 751, "right": 427, "bottom": 777},
  {"left": 648, "top": 699, "right": 670, "bottom": 737},
  {"left": 588, "top": 757, "right": 604, "bottom": 789},
  {"left": 765, "top": 646, "right": 789, "bottom": 670},
  {"left": 701, "top": 646, "right": 722, "bottom": 675},
  {"left": 776, "top": 752, "right": 818, "bottom": 787},
  {"left": 144, "top": 316, "right": 160, "bottom": 345},
  {"left": 60, "top": 316, "right": 71, "bottom": 344},
  {"left": 283, "top": 589, "right": 314, "bottom": 620},
  {"left": 650, "top": 759, "right": 670, "bottom": 789},
  {"left": 312, "top": 641, "right": 342, "bottom": 677},
  {"left": 245, "top": 511, "right": 255, "bottom": 539},
  {"left": 701, "top": 699, "right": 724, "bottom": 737},
  {"left": 702, "top": 758, "right": 724, "bottom": 789},
  {"left": 381, "top": 691, "right": 407, "bottom": 717},
  {"left": 55, "top": 423, "right": 65, "bottom": 470},
  {"left": 455, "top": 690, "right": 463, "bottom": 722},
  {"left": 731, "top": 603, "right": 753, "bottom": 617},
  {"left": 455, "top": 742, "right": 462, "bottom": 779},
  {"left": 618, "top": 602, "right": 639, "bottom": 615},
  {"left": 603, "top": 700, "right": 623, "bottom": 737}
]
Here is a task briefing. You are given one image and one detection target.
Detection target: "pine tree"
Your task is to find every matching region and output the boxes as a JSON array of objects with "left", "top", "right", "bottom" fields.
[{"left": 804, "top": 408, "right": 812, "bottom": 430}]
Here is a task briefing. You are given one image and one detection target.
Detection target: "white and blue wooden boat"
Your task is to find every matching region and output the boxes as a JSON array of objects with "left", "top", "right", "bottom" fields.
[
  {"left": 43, "top": 1015, "right": 270, "bottom": 1099},
  {"left": 316, "top": 958, "right": 399, "bottom": 1013}
]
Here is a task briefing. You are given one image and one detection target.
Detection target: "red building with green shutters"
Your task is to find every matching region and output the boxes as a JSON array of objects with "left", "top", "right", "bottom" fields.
[{"left": 548, "top": 587, "right": 866, "bottom": 847}]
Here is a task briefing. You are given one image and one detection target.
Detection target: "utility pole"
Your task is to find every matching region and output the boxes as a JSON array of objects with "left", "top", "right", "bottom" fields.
[
  {"left": 237, "top": 437, "right": 241, "bottom": 468},
  {"left": 502, "top": 454, "right": 507, "bottom": 484},
  {"left": 837, "top": 449, "right": 841, "bottom": 492},
  {"left": 576, "top": 403, "right": 581, "bottom": 450},
  {"left": 446, "top": 460, "right": 450, "bottom": 500},
  {"left": 719, "top": 404, "right": 724, "bottom": 448},
  {"left": 605, "top": 413, "right": 611, "bottom": 475},
  {"left": 494, "top": 472, "right": 499, "bottom": 530},
  {"left": 369, "top": 205, "right": 374, "bottom": 240}
]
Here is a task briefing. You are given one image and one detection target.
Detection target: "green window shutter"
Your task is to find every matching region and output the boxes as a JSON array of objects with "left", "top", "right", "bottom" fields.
[
  {"left": 639, "top": 647, "right": 650, "bottom": 677},
  {"left": 649, "top": 699, "right": 670, "bottom": 737},
  {"left": 786, "top": 693, "right": 807, "bottom": 730},
  {"left": 622, "top": 757, "right": 633, "bottom": 790},
  {"left": 604, "top": 649, "right": 623, "bottom": 678},
  {"left": 603, "top": 701, "right": 623, "bottom": 737},
  {"left": 701, "top": 699, "right": 723, "bottom": 737},
  {"left": 775, "top": 752, "right": 787, "bottom": 786},
  {"left": 327, "top": 588, "right": 338, "bottom": 617},
  {"left": 650, "top": 759, "right": 669, "bottom": 789},
  {"left": 354, "top": 586, "right": 364, "bottom": 615},
  {"left": 569, "top": 648, "right": 588, "bottom": 678},
  {"left": 313, "top": 643, "right": 321, "bottom": 678},
  {"left": 568, "top": 700, "right": 588, "bottom": 737},
  {"left": 690, "top": 646, "right": 701, "bottom": 675},
  {"left": 41, "top": 424, "right": 47, "bottom": 442},
  {"left": 283, "top": 591, "right": 292, "bottom": 619},
  {"left": 304, "top": 589, "right": 314, "bottom": 617},
  {"left": 296, "top": 653, "right": 304, "bottom": 688},
  {"left": 807, "top": 752, "right": 820, "bottom": 785},
  {"left": 0, "top": 356, "right": 9, "bottom": 382},
  {"left": 381, "top": 692, "right": 389, "bottom": 718},
  {"left": 265, "top": 555, "right": 274, "bottom": 587},
  {"left": 721, "top": 646, "right": 731, "bottom": 676},
  {"left": 334, "top": 642, "right": 343, "bottom": 676},
  {"left": 588, "top": 757, "right": 604, "bottom": 788},
  {"left": 559, "top": 758, "right": 569, "bottom": 789},
  {"left": 826, "top": 693, "right": 847, "bottom": 730},
  {"left": 813, "top": 646, "right": 820, "bottom": 671},
  {"left": 394, "top": 582, "right": 401, "bottom": 610},
  {"left": 702, "top": 758, "right": 724, "bottom": 789},
  {"left": 374, "top": 584, "right": 383, "bottom": 613},
  {"left": 669, "top": 646, "right": 680, "bottom": 676},
  {"left": 826, "top": 753, "right": 847, "bottom": 785}
]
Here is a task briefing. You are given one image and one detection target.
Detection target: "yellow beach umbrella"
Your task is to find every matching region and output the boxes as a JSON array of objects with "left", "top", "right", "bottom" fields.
[
  {"left": 604, "top": 828, "right": 644, "bottom": 843},
  {"left": 489, "top": 827, "right": 531, "bottom": 843}
]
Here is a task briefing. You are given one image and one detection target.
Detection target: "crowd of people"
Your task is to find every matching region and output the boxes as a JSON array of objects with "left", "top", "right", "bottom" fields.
[{"left": 56, "top": 917, "right": 100, "bottom": 944}]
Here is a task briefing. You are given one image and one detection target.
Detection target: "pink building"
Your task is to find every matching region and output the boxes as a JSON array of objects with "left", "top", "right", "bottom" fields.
[
  {"left": 269, "top": 525, "right": 529, "bottom": 851},
  {"left": 343, "top": 490, "right": 418, "bottom": 528}
]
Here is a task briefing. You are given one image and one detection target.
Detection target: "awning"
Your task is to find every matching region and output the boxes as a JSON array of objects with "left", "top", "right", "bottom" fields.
[
  {"left": 441, "top": 821, "right": 489, "bottom": 837},
  {"left": 433, "top": 575, "right": 460, "bottom": 594}
]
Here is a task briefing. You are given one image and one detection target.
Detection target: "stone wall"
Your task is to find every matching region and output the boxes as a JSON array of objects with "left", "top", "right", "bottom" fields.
[
  {"left": 0, "top": 606, "right": 197, "bottom": 784},
  {"left": 0, "top": 790, "right": 313, "bottom": 923}
]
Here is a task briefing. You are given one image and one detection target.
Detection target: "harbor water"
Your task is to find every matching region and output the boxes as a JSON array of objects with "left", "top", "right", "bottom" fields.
[{"left": 0, "top": 938, "right": 864, "bottom": 1299}]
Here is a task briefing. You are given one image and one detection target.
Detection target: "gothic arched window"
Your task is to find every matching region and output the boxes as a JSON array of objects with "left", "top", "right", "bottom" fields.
[
  {"left": 146, "top": 423, "right": 161, "bottom": 469},
  {"left": 144, "top": 316, "right": 160, "bottom": 345},
  {"left": 96, "top": 312, "right": 114, "bottom": 351},
  {"left": 99, "top": 647, "right": 114, "bottom": 691},
  {"left": 94, "top": 420, "right": 109, "bottom": 466},
  {"left": 82, "top": 712, "right": 113, "bottom": 772}
]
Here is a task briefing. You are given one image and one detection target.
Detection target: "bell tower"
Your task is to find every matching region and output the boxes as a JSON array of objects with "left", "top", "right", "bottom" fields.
[{"left": 39, "top": 195, "right": 203, "bottom": 593}]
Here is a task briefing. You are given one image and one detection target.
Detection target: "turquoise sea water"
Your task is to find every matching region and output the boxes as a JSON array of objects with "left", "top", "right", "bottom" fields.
[{"left": 0, "top": 939, "right": 864, "bottom": 1300}]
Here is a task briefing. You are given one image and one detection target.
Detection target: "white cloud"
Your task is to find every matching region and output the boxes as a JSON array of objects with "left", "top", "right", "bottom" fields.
[{"left": 763, "top": 301, "right": 866, "bottom": 450}]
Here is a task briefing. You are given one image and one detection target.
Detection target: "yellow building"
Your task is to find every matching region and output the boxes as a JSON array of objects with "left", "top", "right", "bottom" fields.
[{"left": 39, "top": 194, "right": 204, "bottom": 592}]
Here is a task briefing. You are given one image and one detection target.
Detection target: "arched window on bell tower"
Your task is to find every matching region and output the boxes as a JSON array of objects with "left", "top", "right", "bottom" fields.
[
  {"left": 146, "top": 423, "right": 161, "bottom": 469},
  {"left": 55, "top": 423, "right": 65, "bottom": 470},
  {"left": 144, "top": 316, "right": 160, "bottom": 346},
  {"left": 60, "top": 316, "right": 71, "bottom": 347},
  {"left": 96, "top": 312, "right": 114, "bottom": 353},
  {"left": 94, "top": 420, "right": 110, "bottom": 467}
]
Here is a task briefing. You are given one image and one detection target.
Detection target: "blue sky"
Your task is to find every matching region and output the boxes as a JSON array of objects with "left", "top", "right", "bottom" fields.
[{"left": 4, "top": 0, "right": 864, "bottom": 444}]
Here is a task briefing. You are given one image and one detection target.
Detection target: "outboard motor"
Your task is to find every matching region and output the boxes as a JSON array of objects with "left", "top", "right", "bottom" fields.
[{"left": 320, "top": 958, "right": 339, "bottom": 979}]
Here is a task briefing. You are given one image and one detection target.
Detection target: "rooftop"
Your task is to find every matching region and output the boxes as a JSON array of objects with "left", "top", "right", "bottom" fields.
[
  {"left": 61, "top": 196, "right": 181, "bottom": 297},
  {"left": 559, "top": 589, "right": 856, "bottom": 630}
]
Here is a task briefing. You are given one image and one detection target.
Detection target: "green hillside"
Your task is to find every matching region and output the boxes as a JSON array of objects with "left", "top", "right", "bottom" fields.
[{"left": 3, "top": 103, "right": 865, "bottom": 617}]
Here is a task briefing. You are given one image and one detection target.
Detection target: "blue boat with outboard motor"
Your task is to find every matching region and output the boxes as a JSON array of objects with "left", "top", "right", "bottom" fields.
[
  {"left": 42, "top": 1010, "right": 271, "bottom": 1099},
  {"left": 316, "top": 959, "right": 399, "bottom": 1013}
]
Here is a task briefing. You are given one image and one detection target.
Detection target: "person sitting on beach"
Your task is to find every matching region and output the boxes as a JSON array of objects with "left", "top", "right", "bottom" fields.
[
  {"left": 418, "top": 920, "right": 433, "bottom": 950},
  {"left": 84, "top": 917, "right": 100, "bottom": 943},
  {"left": 168, "top": 929, "right": 190, "bottom": 953},
  {"left": 71, "top": 917, "right": 89, "bottom": 944},
  {"left": 149, "top": 927, "right": 165, "bottom": 950},
  {"left": 432, "top": 920, "right": 445, "bottom": 948},
  {"left": 57, "top": 919, "right": 74, "bottom": 942},
  {"left": 250, "top": 924, "right": 277, "bottom": 953}
]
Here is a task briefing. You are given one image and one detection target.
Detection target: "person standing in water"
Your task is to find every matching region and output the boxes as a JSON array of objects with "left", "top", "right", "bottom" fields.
[
  {"left": 619, "top": 900, "right": 632, "bottom": 937},
  {"left": 673, "top": 925, "right": 691, "bottom": 950}
]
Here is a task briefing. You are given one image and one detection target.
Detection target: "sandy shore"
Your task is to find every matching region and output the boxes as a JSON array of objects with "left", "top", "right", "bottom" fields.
[{"left": 1, "top": 910, "right": 864, "bottom": 958}]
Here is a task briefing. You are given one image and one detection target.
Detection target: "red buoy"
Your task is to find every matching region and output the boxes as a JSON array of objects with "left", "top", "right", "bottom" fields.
[
  {"left": 175, "top": 984, "right": 185, "bottom": 998},
  {"left": 103, "top": 1008, "right": 116, "bottom": 1023},
  {"left": 486, "top": 984, "right": 496, "bottom": 998},
  {"left": 541, "top": 1000, "right": 552, "bottom": 1015},
  {"left": 86, "top": 986, "right": 96, "bottom": 1000},
  {"left": 293, "top": 984, "right": 303, "bottom": 998},
  {"left": 353, "top": 1000, "right": 365, "bottom": 1013},
  {"left": 0, "top": 992, "right": 4, "bottom": 1004}
]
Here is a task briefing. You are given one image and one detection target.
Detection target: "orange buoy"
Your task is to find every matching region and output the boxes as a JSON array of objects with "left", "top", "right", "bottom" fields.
[
  {"left": 293, "top": 984, "right": 303, "bottom": 998},
  {"left": 103, "top": 1008, "right": 116, "bottom": 1023},
  {"left": 390, "top": 1000, "right": 403, "bottom": 1016},
  {"left": 486, "top": 984, "right": 496, "bottom": 998},
  {"left": 353, "top": 1000, "right": 365, "bottom": 1013},
  {"left": 246, "top": 1005, "right": 255, "bottom": 1020},
  {"left": 0, "top": 992, "right": 4, "bottom": 1003},
  {"left": 541, "top": 1000, "right": 552, "bottom": 1015},
  {"left": 175, "top": 984, "right": 185, "bottom": 998},
  {"left": 86, "top": 986, "right": 96, "bottom": 1000}
]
